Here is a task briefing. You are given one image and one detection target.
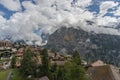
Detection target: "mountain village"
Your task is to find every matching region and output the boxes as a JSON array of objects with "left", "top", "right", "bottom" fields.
[{"left": 0, "top": 40, "right": 120, "bottom": 80}]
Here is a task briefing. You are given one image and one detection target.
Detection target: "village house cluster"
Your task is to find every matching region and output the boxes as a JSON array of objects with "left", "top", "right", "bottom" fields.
[
  {"left": 0, "top": 40, "right": 74, "bottom": 70},
  {"left": 0, "top": 40, "right": 120, "bottom": 80},
  {"left": 0, "top": 40, "right": 16, "bottom": 69}
]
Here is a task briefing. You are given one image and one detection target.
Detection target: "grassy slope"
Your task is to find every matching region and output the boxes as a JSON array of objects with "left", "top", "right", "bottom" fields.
[
  {"left": 0, "top": 69, "right": 11, "bottom": 80},
  {"left": 11, "top": 69, "right": 34, "bottom": 80}
]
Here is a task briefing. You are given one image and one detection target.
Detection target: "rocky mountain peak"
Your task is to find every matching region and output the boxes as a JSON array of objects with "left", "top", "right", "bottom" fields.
[{"left": 46, "top": 27, "right": 120, "bottom": 66}]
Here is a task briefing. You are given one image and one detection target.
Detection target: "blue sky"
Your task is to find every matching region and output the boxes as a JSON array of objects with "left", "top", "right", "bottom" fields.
[
  {"left": 0, "top": 0, "right": 36, "bottom": 19},
  {"left": 88, "top": 0, "right": 120, "bottom": 16},
  {"left": 0, "top": 4, "right": 15, "bottom": 19}
]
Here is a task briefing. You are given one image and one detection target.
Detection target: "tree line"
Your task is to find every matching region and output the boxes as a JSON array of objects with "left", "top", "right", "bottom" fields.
[{"left": 11, "top": 48, "right": 88, "bottom": 80}]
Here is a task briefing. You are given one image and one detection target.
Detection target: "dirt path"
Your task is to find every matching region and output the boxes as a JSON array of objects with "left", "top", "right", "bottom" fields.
[{"left": 6, "top": 71, "right": 12, "bottom": 80}]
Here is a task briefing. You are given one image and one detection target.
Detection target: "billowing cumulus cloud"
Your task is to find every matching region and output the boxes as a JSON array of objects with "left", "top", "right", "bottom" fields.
[
  {"left": 96, "top": 16, "right": 118, "bottom": 26},
  {"left": 0, "top": 0, "right": 21, "bottom": 11},
  {"left": 0, "top": 0, "right": 120, "bottom": 45},
  {"left": 99, "top": 1, "right": 118, "bottom": 16},
  {"left": 71, "top": 0, "right": 92, "bottom": 8}
]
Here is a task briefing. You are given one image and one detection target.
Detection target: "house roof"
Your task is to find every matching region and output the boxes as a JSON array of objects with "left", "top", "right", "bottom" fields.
[
  {"left": 110, "top": 65, "right": 120, "bottom": 80},
  {"left": 91, "top": 60, "right": 106, "bottom": 67},
  {"left": 0, "top": 40, "right": 12, "bottom": 47},
  {"left": 51, "top": 61, "right": 66, "bottom": 66},
  {"left": 87, "top": 65, "right": 115, "bottom": 80},
  {"left": 15, "top": 53, "right": 23, "bottom": 57},
  {"left": 39, "top": 76, "right": 49, "bottom": 80},
  {"left": 18, "top": 48, "right": 24, "bottom": 52}
]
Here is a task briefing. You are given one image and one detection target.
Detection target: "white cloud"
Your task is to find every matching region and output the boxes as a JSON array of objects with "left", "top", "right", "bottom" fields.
[
  {"left": 0, "top": 15, "right": 7, "bottom": 29},
  {"left": 114, "top": 7, "right": 120, "bottom": 16},
  {"left": 0, "top": 0, "right": 120, "bottom": 45},
  {"left": 0, "top": 0, "right": 21, "bottom": 11},
  {"left": 99, "top": 1, "right": 118, "bottom": 17},
  {"left": 73, "top": 0, "right": 92, "bottom": 8},
  {"left": 97, "top": 16, "right": 118, "bottom": 26},
  {"left": 0, "top": 11, "right": 5, "bottom": 16}
]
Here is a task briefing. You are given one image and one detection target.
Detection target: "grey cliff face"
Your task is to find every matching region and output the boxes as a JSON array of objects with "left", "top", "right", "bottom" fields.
[{"left": 46, "top": 27, "right": 120, "bottom": 66}]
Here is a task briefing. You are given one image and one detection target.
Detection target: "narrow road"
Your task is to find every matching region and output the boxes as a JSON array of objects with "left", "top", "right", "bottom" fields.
[{"left": 6, "top": 71, "right": 12, "bottom": 80}]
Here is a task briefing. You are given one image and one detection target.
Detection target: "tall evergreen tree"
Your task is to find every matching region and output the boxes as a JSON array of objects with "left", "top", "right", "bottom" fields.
[
  {"left": 60, "top": 51, "right": 88, "bottom": 80},
  {"left": 20, "top": 48, "right": 37, "bottom": 76},
  {"left": 57, "top": 66, "right": 64, "bottom": 80},
  {"left": 63, "top": 62, "right": 87, "bottom": 80},
  {"left": 41, "top": 49, "right": 50, "bottom": 76},
  {"left": 11, "top": 56, "right": 16, "bottom": 68},
  {"left": 72, "top": 50, "right": 82, "bottom": 65}
]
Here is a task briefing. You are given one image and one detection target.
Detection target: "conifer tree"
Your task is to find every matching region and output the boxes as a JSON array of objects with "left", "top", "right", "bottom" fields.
[
  {"left": 72, "top": 50, "right": 82, "bottom": 65},
  {"left": 20, "top": 49, "right": 37, "bottom": 76},
  {"left": 41, "top": 49, "right": 50, "bottom": 76},
  {"left": 11, "top": 56, "right": 16, "bottom": 68}
]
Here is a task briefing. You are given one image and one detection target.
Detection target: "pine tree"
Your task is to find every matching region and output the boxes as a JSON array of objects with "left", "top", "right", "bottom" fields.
[
  {"left": 72, "top": 50, "right": 81, "bottom": 65},
  {"left": 11, "top": 56, "right": 16, "bottom": 68},
  {"left": 63, "top": 62, "right": 87, "bottom": 80},
  {"left": 41, "top": 49, "right": 50, "bottom": 76},
  {"left": 20, "top": 48, "right": 37, "bottom": 77}
]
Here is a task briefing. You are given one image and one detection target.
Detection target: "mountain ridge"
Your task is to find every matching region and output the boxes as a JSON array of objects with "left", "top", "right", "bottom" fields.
[{"left": 46, "top": 27, "right": 120, "bottom": 66}]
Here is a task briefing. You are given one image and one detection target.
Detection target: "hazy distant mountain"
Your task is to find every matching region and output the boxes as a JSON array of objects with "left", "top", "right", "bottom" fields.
[{"left": 46, "top": 27, "right": 120, "bottom": 66}]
